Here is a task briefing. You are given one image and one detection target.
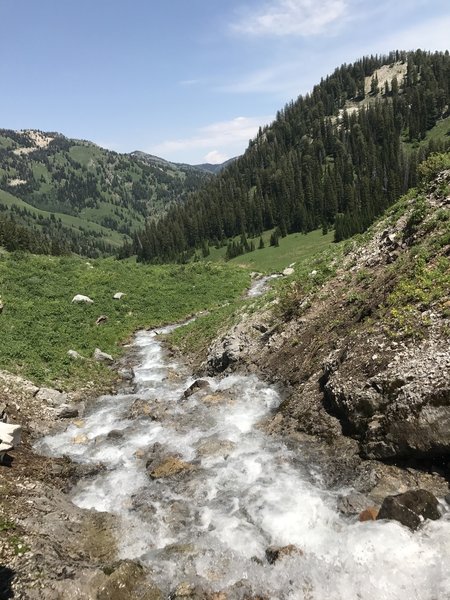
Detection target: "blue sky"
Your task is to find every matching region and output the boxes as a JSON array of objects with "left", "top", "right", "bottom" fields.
[{"left": 1, "top": 0, "right": 449, "bottom": 164}]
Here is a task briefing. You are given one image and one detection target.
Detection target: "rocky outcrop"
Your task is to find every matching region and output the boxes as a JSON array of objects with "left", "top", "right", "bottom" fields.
[
  {"left": 202, "top": 170, "right": 450, "bottom": 473},
  {"left": 323, "top": 341, "right": 450, "bottom": 459}
]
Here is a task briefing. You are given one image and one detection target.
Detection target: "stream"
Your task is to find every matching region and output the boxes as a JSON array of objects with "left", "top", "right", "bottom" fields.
[{"left": 36, "top": 315, "right": 450, "bottom": 598}]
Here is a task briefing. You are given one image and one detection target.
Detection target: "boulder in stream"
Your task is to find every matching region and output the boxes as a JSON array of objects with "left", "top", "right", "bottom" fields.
[
  {"left": 376, "top": 489, "right": 441, "bottom": 530},
  {"left": 183, "top": 379, "right": 210, "bottom": 398},
  {"left": 95, "top": 560, "right": 162, "bottom": 600},
  {"left": 148, "top": 456, "right": 195, "bottom": 479}
]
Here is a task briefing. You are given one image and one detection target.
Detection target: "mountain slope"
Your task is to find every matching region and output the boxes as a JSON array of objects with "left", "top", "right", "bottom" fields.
[
  {"left": 200, "top": 152, "right": 450, "bottom": 469},
  {"left": 0, "top": 131, "right": 211, "bottom": 256},
  {"left": 132, "top": 50, "right": 450, "bottom": 263}
]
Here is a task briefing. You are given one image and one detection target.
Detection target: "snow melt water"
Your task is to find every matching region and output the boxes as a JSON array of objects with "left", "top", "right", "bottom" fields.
[{"left": 37, "top": 324, "right": 450, "bottom": 599}]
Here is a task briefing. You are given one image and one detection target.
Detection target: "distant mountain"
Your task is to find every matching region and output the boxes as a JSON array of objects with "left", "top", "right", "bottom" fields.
[
  {"left": 193, "top": 157, "right": 238, "bottom": 174},
  {"left": 131, "top": 50, "right": 450, "bottom": 263},
  {"left": 129, "top": 150, "right": 236, "bottom": 175},
  {"left": 0, "top": 131, "right": 211, "bottom": 256}
]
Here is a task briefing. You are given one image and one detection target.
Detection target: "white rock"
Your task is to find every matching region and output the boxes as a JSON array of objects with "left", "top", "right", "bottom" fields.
[
  {"left": 113, "top": 292, "right": 125, "bottom": 300},
  {"left": 67, "top": 350, "right": 84, "bottom": 360},
  {"left": 93, "top": 348, "right": 114, "bottom": 364},
  {"left": 282, "top": 267, "right": 295, "bottom": 276},
  {"left": 71, "top": 294, "right": 94, "bottom": 304},
  {"left": 309, "top": 270, "right": 318, "bottom": 277}
]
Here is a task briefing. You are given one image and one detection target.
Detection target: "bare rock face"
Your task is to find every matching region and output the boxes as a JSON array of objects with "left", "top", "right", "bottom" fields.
[
  {"left": 376, "top": 489, "right": 441, "bottom": 530},
  {"left": 323, "top": 341, "right": 450, "bottom": 460}
]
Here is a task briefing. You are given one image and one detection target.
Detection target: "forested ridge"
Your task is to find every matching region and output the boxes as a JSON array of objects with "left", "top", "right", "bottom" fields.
[
  {"left": 0, "top": 131, "right": 210, "bottom": 257},
  {"left": 132, "top": 50, "right": 450, "bottom": 263}
]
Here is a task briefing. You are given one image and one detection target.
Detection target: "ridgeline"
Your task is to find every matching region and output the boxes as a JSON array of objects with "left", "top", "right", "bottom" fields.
[{"left": 130, "top": 50, "right": 450, "bottom": 263}]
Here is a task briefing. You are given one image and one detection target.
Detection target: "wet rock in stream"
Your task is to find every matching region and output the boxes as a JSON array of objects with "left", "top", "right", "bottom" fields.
[{"left": 376, "top": 489, "right": 441, "bottom": 530}]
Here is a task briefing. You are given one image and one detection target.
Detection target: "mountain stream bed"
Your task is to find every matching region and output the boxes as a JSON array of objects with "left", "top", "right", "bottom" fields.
[{"left": 36, "top": 318, "right": 450, "bottom": 599}]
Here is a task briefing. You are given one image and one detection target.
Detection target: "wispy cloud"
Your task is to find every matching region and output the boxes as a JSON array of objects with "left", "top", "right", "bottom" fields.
[
  {"left": 218, "top": 62, "right": 311, "bottom": 96},
  {"left": 232, "top": 0, "right": 348, "bottom": 37},
  {"left": 179, "top": 79, "right": 201, "bottom": 86},
  {"left": 151, "top": 115, "right": 273, "bottom": 159},
  {"left": 374, "top": 14, "right": 450, "bottom": 53},
  {"left": 203, "top": 150, "right": 229, "bottom": 164}
]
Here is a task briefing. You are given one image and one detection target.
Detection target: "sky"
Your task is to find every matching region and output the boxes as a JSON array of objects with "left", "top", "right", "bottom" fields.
[{"left": 0, "top": 1, "right": 449, "bottom": 164}]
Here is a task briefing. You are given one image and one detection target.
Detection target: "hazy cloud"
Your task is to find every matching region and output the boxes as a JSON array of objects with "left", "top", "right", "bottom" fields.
[
  {"left": 374, "top": 14, "right": 450, "bottom": 53},
  {"left": 179, "top": 79, "right": 201, "bottom": 86},
  {"left": 204, "top": 150, "right": 229, "bottom": 164},
  {"left": 151, "top": 115, "right": 273, "bottom": 157},
  {"left": 232, "top": 0, "right": 348, "bottom": 36}
]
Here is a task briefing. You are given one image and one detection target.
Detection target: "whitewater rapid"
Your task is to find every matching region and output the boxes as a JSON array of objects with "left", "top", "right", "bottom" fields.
[{"left": 37, "top": 323, "right": 450, "bottom": 599}]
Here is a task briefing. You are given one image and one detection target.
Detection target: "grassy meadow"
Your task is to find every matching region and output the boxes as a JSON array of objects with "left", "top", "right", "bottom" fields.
[
  {"left": 0, "top": 252, "right": 249, "bottom": 388},
  {"left": 0, "top": 225, "right": 335, "bottom": 389},
  {"left": 207, "top": 228, "right": 334, "bottom": 273}
]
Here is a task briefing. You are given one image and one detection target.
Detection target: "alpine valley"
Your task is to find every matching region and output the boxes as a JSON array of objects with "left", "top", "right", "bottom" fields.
[{"left": 1, "top": 49, "right": 450, "bottom": 600}]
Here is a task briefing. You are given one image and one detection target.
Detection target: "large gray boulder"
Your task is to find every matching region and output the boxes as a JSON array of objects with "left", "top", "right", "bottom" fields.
[{"left": 35, "top": 387, "right": 69, "bottom": 407}]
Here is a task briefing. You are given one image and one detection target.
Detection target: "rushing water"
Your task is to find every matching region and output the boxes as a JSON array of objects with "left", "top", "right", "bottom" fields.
[
  {"left": 36, "top": 322, "right": 450, "bottom": 599},
  {"left": 247, "top": 274, "right": 282, "bottom": 298}
]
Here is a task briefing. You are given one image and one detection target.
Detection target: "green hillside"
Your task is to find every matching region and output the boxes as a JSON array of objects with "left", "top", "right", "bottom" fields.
[
  {"left": 0, "top": 130, "right": 211, "bottom": 256},
  {"left": 131, "top": 50, "right": 450, "bottom": 264}
]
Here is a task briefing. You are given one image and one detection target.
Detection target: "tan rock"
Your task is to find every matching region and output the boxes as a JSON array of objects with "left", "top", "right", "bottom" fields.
[
  {"left": 202, "top": 392, "right": 232, "bottom": 406},
  {"left": 72, "top": 434, "right": 88, "bottom": 444},
  {"left": 149, "top": 456, "right": 194, "bottom": 479},
  {"left": 359, "top": 507, "right": 379, "bottom": 521}
]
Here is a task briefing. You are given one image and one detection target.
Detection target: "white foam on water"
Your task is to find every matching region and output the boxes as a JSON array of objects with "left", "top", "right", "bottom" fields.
[{"left": 36, "top": 327, "right": 450, "bottom": 599}]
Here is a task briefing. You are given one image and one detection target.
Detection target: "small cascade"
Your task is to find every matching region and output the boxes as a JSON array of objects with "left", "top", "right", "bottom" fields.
[{"left": 36, "top": 323, "right": 450, "bottom": 599}]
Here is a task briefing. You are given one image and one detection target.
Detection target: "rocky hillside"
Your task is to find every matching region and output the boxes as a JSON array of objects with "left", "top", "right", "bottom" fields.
[
  {"left": 0, "top": 130, "right": 211, "bottom": 256},
  {"left": 204, "top": 153, "right": 450, "bottom": 475}
]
